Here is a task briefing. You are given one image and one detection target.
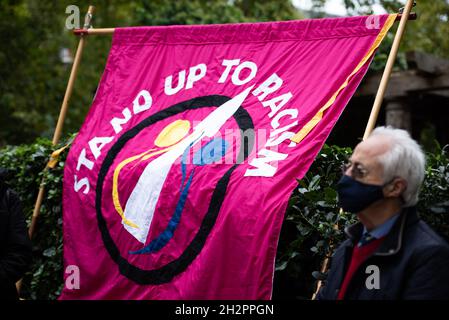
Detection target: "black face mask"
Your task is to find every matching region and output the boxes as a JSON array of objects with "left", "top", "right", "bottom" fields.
[{"left": 337, "top": 175, "right": 385, "bottom": 213}]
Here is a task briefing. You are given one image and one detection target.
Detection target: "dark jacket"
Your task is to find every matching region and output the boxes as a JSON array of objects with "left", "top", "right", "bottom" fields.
[
  {"left": 0, "top": 169, "right": 32, "bottom": 300},
  {"left": 317, "top": 207, "right": 449, "bottom": 300}
]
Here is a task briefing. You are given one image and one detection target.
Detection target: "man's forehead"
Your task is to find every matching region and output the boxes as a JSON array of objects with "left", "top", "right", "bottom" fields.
[{"left": 352, "top": 135, "right": 392, "bottom": 161}]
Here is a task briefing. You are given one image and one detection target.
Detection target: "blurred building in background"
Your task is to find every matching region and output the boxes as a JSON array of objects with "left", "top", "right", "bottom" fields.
[{"left": 328, "top": 51, "right": 449, "bottom": 150}]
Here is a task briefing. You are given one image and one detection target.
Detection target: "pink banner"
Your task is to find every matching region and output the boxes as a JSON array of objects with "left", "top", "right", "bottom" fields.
[{"left": 60, "top": 14, "right": 395, "bottom": 299}]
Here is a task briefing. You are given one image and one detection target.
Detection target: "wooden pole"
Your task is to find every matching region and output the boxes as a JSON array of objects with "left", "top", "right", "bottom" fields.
[
  {"left": 363, "top": 0, "right": 415, "bottom": 140},
  {"left": 71, "top": 13, "right": 416, "bottom": 37},
  {"left": 28, "top": 5, "right": 95, "bottom": 239},
  {"left": 74, "top": 27, "right": 115, "bottom": 35},
  {"left": 18, "top": 5, "right": 95, "bottom": 297},
  {"left": 312, "top": 1, "right": 416, "bottom": 300}
]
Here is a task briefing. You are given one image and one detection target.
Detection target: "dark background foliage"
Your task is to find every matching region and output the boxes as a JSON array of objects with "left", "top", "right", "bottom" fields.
[
  {"left": 0, "top": 138, "right": 447, "bottom": 299},
  {"left": 0, "top": 136, "right": 73, "bottom": 299}
]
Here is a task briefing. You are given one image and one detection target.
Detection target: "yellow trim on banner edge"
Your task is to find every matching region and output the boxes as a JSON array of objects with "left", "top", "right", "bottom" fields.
[{"left": 290, "top": 14, "right": 397, "bottom": 144}]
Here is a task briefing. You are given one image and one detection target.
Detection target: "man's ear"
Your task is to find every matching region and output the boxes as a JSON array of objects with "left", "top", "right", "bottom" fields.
[{"left": 384, "top": 178, "right": 407, "bottom": 198}]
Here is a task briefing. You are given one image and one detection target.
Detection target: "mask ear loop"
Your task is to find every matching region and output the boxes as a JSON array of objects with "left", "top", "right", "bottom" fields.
[
  {"left": 383, "top": 176, "right": 407, "bottom": 204},
  {"left": 382, "top": 176, "right": 396, "bottom": 187}
]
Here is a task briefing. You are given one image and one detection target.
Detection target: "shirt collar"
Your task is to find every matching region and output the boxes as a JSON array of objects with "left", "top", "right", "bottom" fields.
[{"left": 362, "top": 213, "right": 400, "bottom": 240}]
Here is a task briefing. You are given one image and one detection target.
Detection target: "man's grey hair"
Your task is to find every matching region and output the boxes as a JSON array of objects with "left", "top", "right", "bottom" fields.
[{"left": 370, "top": 126, "right": 426, "bottom": 207}]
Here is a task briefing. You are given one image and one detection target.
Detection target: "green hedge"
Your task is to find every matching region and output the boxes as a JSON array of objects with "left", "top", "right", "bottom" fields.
[
  {"left": 0, "top": 135, "right": 73, "bottom": 299},
  {"left": 0, "top": 136, "right": 448, "bottom": 300}
]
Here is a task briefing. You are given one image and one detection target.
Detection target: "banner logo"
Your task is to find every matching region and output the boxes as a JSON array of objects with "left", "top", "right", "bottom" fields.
[{"left": 96, "top": 94, "right": 254, "bottom": 284}]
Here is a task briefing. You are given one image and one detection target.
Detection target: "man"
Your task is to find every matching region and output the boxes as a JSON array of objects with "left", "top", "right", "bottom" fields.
[
  {"left": 317, "top": 126, "right": 449, "bottom": 300},
  {"left": 0, "top": 168, "right": 32, "bottom": 300}
]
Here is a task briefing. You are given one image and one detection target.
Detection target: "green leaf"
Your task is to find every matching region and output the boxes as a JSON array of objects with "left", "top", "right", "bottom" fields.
[
  {"left": 276, "top": 261, "right": 288, "bottom": 271},
  {"left": 308, "top": 175, "right": 321, "bottom": 191}
]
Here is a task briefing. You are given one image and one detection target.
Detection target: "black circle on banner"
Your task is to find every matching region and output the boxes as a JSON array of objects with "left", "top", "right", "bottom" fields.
[{"left": 96, "top": 95, "right": 254, "bottom": 284}]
